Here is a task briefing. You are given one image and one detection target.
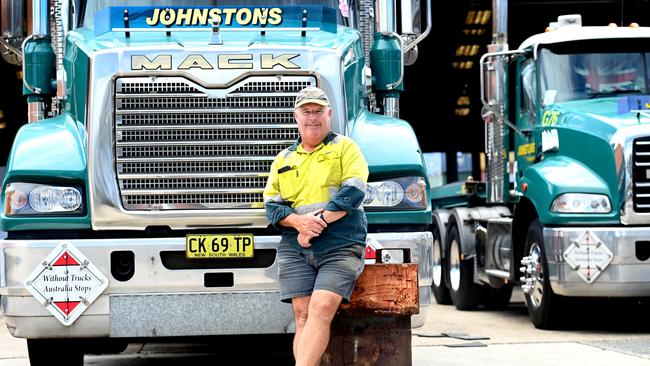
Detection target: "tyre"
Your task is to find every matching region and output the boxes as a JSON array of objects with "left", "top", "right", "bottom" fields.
[
  {"left": 431, "top": 222, "right": 451, "bottom": 305},
  {"left": 484, "top": 284, "right": 513, "bottom": 310},
  {"left": 521, "top": 219, "right": 563, "bottom": 329},
  {"left": 28, "top": 339, "right": 84, "bottom": 366},
  {"left": 446, "top": 221, "right": 482, "bottom": 310}
]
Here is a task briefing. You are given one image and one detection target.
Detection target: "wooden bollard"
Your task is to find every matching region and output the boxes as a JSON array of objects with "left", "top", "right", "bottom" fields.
[{"left": 321, "top": 259, "right": 419, "bottom": 366}]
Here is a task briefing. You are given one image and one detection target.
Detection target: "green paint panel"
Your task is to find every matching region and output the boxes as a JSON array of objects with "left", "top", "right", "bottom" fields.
[
  {"left": 2, "top": 217, "right": 91, "bottom": 231},
  {"left": 366, "top": 210, "right": 431, "bottom": 225},
  {"left": 369, "top": 32, "right": 403, "bottom": 92},
  {"left": 22, "top": 36, "right": 56, "bottom": 96},
  {"left": 349, "top": 110, "right": 425, "bottom": 176},
  {"left": 430, "top": 181, "right": 485, "bottom": 209}
]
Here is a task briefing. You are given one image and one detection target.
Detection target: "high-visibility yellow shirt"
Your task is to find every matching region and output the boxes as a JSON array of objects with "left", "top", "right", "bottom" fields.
[{"left": 264, "top": 131, "right": 369, "bottom": 252}]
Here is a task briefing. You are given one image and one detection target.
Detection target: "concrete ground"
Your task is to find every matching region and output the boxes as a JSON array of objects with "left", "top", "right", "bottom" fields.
[{"left": 1, "top": 289, "right": 650, "bottom": 365}]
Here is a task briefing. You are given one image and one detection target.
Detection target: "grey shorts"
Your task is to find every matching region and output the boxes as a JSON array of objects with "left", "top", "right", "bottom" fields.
[{"left": 277, "top": 243, "right": 366, "bottom": 303}]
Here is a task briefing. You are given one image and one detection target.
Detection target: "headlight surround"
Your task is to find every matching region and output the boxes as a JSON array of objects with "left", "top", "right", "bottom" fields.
[
  {"left": 363, "top": 176, "right": 427, "bottom": 210},
  {"left": 4, "top": 183, "right": 83, "bottom": 216},
  {"left": 550, "top": 193, "right": 611, "bottom": 214}
]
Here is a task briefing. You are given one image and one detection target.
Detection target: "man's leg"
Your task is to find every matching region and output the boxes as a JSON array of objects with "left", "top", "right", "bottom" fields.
[
  {"left": 295, "top": 289, "right": 342, "bottom": 366},
  {"left": 291, "top": 295, "right": 311, "bottom": 358}
]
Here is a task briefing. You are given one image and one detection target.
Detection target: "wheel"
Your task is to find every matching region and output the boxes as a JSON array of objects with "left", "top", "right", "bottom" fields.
[
  {"left": 431, "top": 223, "right": 451, "bottom": 305},
  {"left": 484, "top": 284, "right": 513, "bottom": 310},
  {"left": 521, "top": 219, "right": 563, "bottom": 329},
  {"left": 28, "top": 339, "right": 84, "bottom": 366},
  {"left": 446, "top": 221, "right": 482, "bottom": 310}
]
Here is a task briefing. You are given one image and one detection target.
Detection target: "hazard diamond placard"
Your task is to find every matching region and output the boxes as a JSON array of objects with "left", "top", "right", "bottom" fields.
[
  {"left": 563, "top": 231, "right": 613, "bottom": 284},
  {"left": 24, "top": 242, "right": 109, "bottom": 326}
]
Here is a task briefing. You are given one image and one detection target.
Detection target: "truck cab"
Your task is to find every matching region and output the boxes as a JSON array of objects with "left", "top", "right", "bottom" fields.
[
  {"left": 430, "top": 15, "right": 650, "bottom": 329},
  {"left": 0, "top": 0, "right": 434, "bottom": 363}
]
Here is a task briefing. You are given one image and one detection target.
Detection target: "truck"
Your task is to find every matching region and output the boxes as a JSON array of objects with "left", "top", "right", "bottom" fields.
[
  {"left": 0, "top": 0, "right": 434, "bottom": 363},
  {"left": 429, "top": 4, "right": 650, "bottom": 329}
]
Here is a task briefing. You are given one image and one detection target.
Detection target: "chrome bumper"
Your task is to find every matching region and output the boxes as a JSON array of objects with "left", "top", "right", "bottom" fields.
[
  {"left": 543, "top": 227, "right": 650, "bottom": 297},
  {"left": 1, "top": 231, "right": 432, "bottom": 339}
]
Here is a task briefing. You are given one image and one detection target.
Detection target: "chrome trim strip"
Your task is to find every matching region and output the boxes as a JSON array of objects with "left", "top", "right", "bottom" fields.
[
  {"left": 113, "top": 70, "right": 322, "bottom": 90},
  {"left": 116, "top": 124, "right": 297, "bottom": 130},
  {"left": 115, "top": 107, "right": 294, "bottom": 115},
  {"left": 116, "top": 93, "right": 208, "bottom": 98},
  {"left": 116, "top": 156, "right": 276, "bottom": 163},
  {"left": 121, "top": 188, "right": 264, "bottom": 195},
  {"left": 611, "top": 124, "right": 650, "bottom": 224},
  {"left": 116, "top": 140, "right": 295, "bottom": 146},
  {"left": 119, "top": 172, "right": 269, "bottom": 179},
  {"left": 117, "top": 92, "right": 301, "bottom": 99}
]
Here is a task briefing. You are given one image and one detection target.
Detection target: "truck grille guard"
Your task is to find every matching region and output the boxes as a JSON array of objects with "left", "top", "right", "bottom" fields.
[{"left": 114, "top": 75, "right": 315, "bottom": 210}]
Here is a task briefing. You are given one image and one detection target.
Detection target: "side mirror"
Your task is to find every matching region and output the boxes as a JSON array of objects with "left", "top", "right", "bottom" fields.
[
  {"left": 480, "top": 49, "right": 524, "bottom": 107},
  {"left": 481, "top": 53, "right": 508, "bottom": 106},
  {"left": 401, "top": 0, "right": 431, "bottom": 60}
]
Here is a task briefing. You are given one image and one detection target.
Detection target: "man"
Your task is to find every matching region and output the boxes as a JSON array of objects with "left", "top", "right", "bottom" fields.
[{"left": 263, "top": 86, "right": 369, "bottom": 366}]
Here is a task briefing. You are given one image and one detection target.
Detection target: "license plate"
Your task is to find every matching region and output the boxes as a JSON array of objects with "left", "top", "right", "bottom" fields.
[{"left": 186, "top": 234, "right": 254, "bottom": 259}]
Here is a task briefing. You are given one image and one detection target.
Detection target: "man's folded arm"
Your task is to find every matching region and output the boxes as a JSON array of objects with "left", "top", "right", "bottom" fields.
[
  {"left": 324, "top": 139, "right": 369, "bottom": 216},
  {"left": 263, "top": 160, "right": 295, "bottom": 230}
]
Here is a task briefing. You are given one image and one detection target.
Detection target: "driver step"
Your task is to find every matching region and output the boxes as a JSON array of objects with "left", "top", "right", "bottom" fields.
[{"left": 485, "top": 269, "right": 510, "bottom": 279}]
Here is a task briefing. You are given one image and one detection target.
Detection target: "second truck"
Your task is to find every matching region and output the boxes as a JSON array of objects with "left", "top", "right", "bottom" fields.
[{"left": 430, "top": 8, "right": 650, "bottom": 328}]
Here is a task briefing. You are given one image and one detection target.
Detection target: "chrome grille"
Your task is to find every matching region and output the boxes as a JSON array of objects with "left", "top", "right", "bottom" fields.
[
  {"left": 114, "top": 75, "right": 315, "bottom": 210},
  {"left": 633, "top": 137, "right": 650, "bottom": 212}
]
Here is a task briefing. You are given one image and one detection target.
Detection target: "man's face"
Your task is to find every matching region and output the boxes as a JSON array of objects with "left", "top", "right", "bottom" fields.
[{"left": 294, "top": 103, "right": 332, "bottom": 148}]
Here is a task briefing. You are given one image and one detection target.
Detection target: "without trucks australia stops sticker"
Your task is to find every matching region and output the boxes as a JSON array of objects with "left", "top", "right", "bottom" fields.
[{"left": 24, "top": 242, "right": 109, "bottom": 326}]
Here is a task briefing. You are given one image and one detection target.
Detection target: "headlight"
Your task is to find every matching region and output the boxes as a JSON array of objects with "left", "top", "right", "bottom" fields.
[
  {"left": 550, "top": 193, "right": 611, "bottom": 213},
  {"left": 4, "top": 183, "right": 83, "bottom": 216},
  {"left": 363, "top": 176, "right": 427, "bottom": 210}
]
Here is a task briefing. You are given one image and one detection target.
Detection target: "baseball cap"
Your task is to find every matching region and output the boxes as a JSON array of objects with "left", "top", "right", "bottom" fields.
[{"left": 294, "top": 86, "right": 330, "bottom": 109}]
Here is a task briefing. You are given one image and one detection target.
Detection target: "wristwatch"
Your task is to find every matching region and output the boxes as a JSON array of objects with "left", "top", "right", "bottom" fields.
[{"left": 319, "top": 212, "right": 327, "bottom": 224}]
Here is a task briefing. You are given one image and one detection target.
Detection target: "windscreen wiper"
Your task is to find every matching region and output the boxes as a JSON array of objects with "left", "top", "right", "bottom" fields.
[{"left": 588, "top": 89, "right": 643, "bottom": 98}]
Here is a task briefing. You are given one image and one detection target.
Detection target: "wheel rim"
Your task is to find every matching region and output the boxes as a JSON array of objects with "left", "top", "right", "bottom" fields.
[
  {"left": 527, "top": 242, "right": 545, "bottom": 308},
  {"left": 449, "top": 239, "right": 461, "bottom": 291},
  {"left": 433, "top": 238, "right": 443, "bottom": 286}
]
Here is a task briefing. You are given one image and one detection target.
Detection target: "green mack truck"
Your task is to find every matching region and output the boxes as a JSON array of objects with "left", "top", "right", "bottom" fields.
[
  {"left": 0, "top": 0, "right": 434, "bottom": 363},
  {"left": 430, "top": 10, "right": 650, "bottom": 329}
]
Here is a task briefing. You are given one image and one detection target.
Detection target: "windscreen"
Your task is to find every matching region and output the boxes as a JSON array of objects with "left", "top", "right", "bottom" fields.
[{"left": 538, "top": 39, "right": 650, "bottom": 105}]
